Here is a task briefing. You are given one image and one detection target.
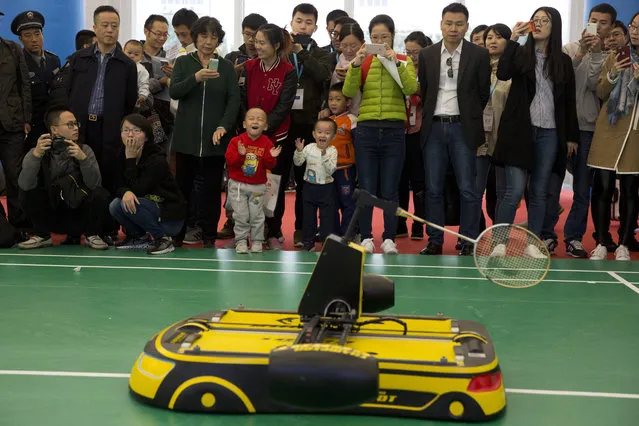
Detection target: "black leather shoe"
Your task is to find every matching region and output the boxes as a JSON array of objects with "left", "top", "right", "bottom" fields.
[
  {"left": 420, "top": 242, "right": 443, "bottom": 255},
  {"left": 459, "top": 245, "right": 473, "bottom": 256}
]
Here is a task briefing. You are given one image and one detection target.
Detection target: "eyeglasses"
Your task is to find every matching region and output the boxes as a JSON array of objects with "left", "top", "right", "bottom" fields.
[
  {"left": 532, "top": 17, "right": 551, "bottom": 27},
  {"left": 148, "top": 30, "right": 169, "bottom": 39},
  {"left": 629, "top": 24, "right": 639, "bottom": 33},
  {"left": 54, "top": 121, "right": 80, "bottom": 129},
  {"left": 121, "top": 128, "right": 143, "bottom": 134},
  {"left": 242, "top": 31, "right": 256, "bottom": 40},
  {"left": 446, "top": 57, "right": 453, "bottom": 78}
]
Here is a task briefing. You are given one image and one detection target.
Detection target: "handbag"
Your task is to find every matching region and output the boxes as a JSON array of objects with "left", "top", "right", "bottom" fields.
[{"left": 50, "top": 173, "right": 89, "bottom": 210}]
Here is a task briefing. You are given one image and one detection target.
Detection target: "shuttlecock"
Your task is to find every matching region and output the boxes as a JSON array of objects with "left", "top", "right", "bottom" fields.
[{"left": 73, "top": 266, "right": 82, "bottom": 272}]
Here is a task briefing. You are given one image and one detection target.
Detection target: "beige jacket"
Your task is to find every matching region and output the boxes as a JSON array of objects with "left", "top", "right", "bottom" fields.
[
  {"left": 478, "top": 57, "right": 511, "bottom": 157},
  {"left": 588, "top": 52, "right": 639, "bottom": 174}
]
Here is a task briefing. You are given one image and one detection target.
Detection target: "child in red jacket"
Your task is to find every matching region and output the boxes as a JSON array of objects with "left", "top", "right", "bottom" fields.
[{"left": 225, "top": 108, "right": 282, "bottom": 253}]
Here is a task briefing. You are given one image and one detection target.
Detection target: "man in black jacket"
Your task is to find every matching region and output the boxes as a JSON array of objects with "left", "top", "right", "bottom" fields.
[
  {"left": 0, "top": 9, "right": 32, "bottom": 240},
  {"left": 264, "top": 3, "right": 332, "bottom": 250},
  {"left": 418, "top": 3, "right": 491, "bottom": 256},
  {"left": 66, "top": 5, "right": 138, "bottom": 200}
]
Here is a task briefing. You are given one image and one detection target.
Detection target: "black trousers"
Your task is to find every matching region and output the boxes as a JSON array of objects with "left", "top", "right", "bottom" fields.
[
  {"left": 175, "top": 153, "right": 225, "bottom": 242},
  {"left": 398, "top": 132, "right": 425, "bottom": 230},
  {"left": 591, "top": 169, "right": 639, "bottom": 246},
  {"left": 19, "top": 186, "right": 112, "bottom": 237},
  {"left": 302, "top": 182, "right": 335, "bottom": 247},
  {"left": 0, "top": 126, "right": 29, "bottom": 230},
  {"left": 265, "top": 122, "right": 315, "bottom": 239}
]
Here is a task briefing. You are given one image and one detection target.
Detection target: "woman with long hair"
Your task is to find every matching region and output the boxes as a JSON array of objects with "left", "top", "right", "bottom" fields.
[
  {"left": 491, "top": 7, "right": 580, "bottom": 257},
  {"left": 476, "top": 24, "right": 512, "bottom": 229},
  {"left": 241, "top": 23, "right": 298, "bottom": 250},
  {"left": 587, "top": 11, "right": 639, "bottom": 261}
]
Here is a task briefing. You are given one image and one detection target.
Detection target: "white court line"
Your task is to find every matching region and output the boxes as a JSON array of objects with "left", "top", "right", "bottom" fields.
[
  {"left": 0, "top": 262, "right": 621, "bottom": 284},
  {"left": 608, "top": 272, "right": 639, "bottom": 295},
  {"left": 1, "top": 369, "right": 638, "bottom": 400},
  {"left": 0, "top": 252, "right": 636, "bottom": 274}
]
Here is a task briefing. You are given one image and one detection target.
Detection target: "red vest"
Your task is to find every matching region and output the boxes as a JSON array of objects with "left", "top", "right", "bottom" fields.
[{"left": 245, "top": 57, "right": 295, "bottom": 143}]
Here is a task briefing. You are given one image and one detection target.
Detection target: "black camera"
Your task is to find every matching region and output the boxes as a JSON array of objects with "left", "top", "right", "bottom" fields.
[
  {"left": 51, "top": 136, "right": 67, "bottom": 154},
  {"left": 293, "top": 34, "right": 312, "bottom": 46}
]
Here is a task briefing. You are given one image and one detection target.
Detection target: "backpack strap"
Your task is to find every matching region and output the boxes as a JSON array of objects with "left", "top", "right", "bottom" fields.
[{"left": 360, "top": 54, "right": 374, "bottom": 86}]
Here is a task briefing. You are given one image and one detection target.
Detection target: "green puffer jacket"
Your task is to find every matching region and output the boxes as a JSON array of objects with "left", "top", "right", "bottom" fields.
[
  {"left": 169, "top": 52, "right": 240, "bottom": 157},
  {"left": 342, "top": 55, "right": 418, "bottom": 123}
]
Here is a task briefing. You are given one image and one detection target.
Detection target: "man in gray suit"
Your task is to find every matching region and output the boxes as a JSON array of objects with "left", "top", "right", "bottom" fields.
[{"left": 418, "top": 2, "right": 491, "bottom": 256}]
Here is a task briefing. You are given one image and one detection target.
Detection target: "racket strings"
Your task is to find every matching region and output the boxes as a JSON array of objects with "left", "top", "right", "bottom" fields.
[{"left": 474, "top": 224, "right": 550, "bottom": 288}]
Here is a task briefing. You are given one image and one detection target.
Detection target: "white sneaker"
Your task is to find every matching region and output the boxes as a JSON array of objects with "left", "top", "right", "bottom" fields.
[
  {"left": 615, "top": 245, "right": 630, "bottom": 261},
  {"left": 360, "top": 238, "right": 375, "bottom": 253},
  {"left": 250, "top": 240, "right": 263, "bottom": 253},
  {"left": 381, "top": 239, "right": 398, "bottom": 254},
  {"left": 490, "top": 243, "right": 506, "bottom": 257},
  {"left": 235, "top": 240, "right": 249, "bottom": 254},
  {"left": 524, "top": 244, "right": 547, "bottom": 259},
  {"left": 589, "top": 244, "right": 608, "bottom": 260}
]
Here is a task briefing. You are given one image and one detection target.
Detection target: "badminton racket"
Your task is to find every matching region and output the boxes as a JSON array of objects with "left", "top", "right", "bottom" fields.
[{"left": 396, "top": 208, "right": 550, "bottom": 288}]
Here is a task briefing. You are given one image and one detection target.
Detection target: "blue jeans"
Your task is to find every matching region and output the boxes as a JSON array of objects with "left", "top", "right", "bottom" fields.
[
  {"left": 541, "top": 170, "right": 565, "bottom": 241},
  {"left": 564, "top": 130, "right": 594, "bottom": 242},
  {"left": 353, "top": 125, "right": 405, "bottom": 241},
  {"left": 109, "top": 197, "right": 184, "bottom": 239},
  {"left": 495, "top": 127, "right": 559, "bottom": 237},
  {"left": 423, "top": 121, "right": 480, "bottom": 246},
  {"left": 333, "top": 166, "right": 357, "bottom": 236}
]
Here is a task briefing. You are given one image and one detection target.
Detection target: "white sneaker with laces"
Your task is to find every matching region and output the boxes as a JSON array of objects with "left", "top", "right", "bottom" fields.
[
  {"left": 250, "top": 240, "right": 263, "bottom": 253},
  {"left": 360, "top": 238, "right": 375, "bottom": 253},
  {"left": 381, "top": 239, "right": 398, "bottom": 254},
  {"left": 615, "top": 244, "right": 630, "bottom": 261},
  {"left": 589, "top": 244, "right": 608, "bottom": 260},
  {"left": 236, "top": 240, "right": 249, "bottom": 254},
  {"left": 524, "top": 244, "right": 547, "bottom": 259}
]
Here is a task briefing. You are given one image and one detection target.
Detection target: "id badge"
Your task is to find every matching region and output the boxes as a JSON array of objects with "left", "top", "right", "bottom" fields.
[
  {"left": 483, "top": 106, "right": 494, "bottom": 131},
  {"left": 238, "top": 76, "right": 246, "bottom": 86},
  {"left": 409, "top": 104, "right": 417, "bottom": 126},
  {"left": 292, "top": 88, "right": 304, "bottom": 110}
]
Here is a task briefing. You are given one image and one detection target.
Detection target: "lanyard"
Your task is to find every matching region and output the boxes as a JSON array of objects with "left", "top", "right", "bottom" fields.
[
  {"left": 292, "top": 43, "right": 312, "bottom": 80},
  {"left": 488, "top": 81, "right": 498, "bottom": 102}
]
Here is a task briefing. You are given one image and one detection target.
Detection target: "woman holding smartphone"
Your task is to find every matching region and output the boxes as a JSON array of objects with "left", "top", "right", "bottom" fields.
[
  {"left": 491, "top": 7, "right": 579, "bottom": 258},
  {"left": 169, "top": 16, "right": 241, "bottom": 248},
  {"left": 587, "top": 11, "right": 639, "bottom": 261},
  {"left": 343, "top": 14, "right": 418, "bottom": 254}
]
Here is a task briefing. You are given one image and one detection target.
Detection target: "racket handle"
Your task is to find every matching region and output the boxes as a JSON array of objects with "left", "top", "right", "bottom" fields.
[{"left": 395, "top": 208, "right": 476, "bottom": 244}]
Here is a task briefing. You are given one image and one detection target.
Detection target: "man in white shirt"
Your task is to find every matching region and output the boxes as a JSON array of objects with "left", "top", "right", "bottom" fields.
[{"left": 417, "top": 2, "right": 491, "bottom": 256}]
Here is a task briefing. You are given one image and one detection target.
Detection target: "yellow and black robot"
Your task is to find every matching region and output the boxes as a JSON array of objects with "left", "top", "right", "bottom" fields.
[{"left": 128, "top": 190, "right": 507, "bottom": 422}]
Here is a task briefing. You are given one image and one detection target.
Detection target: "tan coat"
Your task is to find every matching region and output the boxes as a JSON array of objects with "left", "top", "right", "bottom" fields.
[
  {"left": 587, "top": 52, "right": 639, "bottom": 174},
  {"left": 478, "top": 57, "right": 512, "bottom": 157}
]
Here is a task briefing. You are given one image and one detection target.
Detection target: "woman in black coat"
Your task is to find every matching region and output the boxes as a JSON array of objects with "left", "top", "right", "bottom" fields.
[
  {"left": 109, "top": 113, "right": 187, "bottom": 255},
  {"left": 491, "top": 7, "right": 580, "bottom": 257}
]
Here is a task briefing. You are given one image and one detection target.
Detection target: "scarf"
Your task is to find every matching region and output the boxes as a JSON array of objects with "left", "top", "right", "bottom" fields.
[{"left": 607, "top": 46, "right": 638, "bottom": 126}]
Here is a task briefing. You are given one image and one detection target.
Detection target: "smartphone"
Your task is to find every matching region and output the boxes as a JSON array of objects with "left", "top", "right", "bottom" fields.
[
  {"left": 526, "top": 20, "right": 536, "bottom": 33},
  {"left": 208, "top": 58, "right": 219, "bottom": 71},
  {"left": 366, "top": 43, "right": 387, "bottom": 56},
  {"left": 586, "top": 22, "right": 598, "bottom": 35},
  {"left": 616, "top": 45, "right": 631, "bottom": 62},
  {"left": 236, "top": 55, "right": 249, "bottom": 65},
  {"left": 293, "top": 33, "right": 312, "bottom": 46}
]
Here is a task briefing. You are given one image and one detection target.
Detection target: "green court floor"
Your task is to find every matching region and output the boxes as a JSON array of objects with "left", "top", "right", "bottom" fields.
[{"left": 1, "top": 247, "right": 638, "bottom": 426}]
